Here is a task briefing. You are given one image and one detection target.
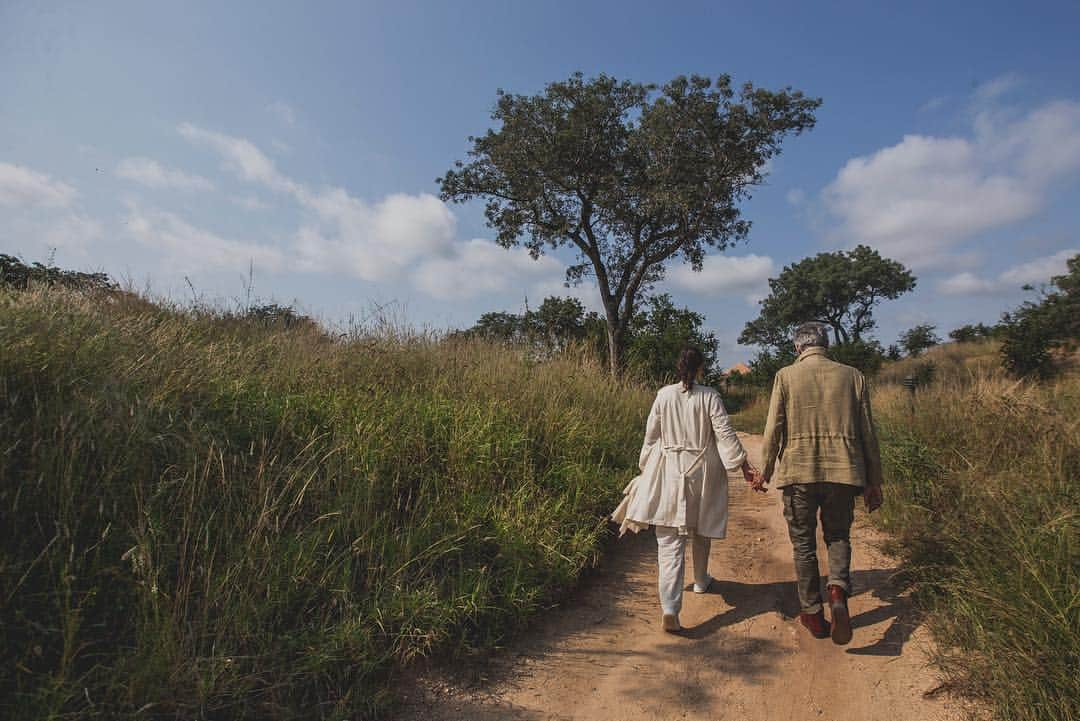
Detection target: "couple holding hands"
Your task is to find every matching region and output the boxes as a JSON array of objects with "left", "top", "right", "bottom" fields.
[{"left": 612, "top": 322, "right": 884, "bottom": 645}]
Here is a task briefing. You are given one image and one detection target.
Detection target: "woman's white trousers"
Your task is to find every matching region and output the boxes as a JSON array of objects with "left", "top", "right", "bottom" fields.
[{"left": 655, "top": 525, "right": 711, "bottom": 615}]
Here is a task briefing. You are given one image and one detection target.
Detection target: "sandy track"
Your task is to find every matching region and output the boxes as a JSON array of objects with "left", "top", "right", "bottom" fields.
[{"left": 396, "top": 434, "right": 962, "bottom": 721}]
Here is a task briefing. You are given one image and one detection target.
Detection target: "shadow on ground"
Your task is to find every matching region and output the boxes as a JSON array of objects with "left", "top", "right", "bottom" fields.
[{"left": 680, "top": 568, "right": 917, "bottom": 658}]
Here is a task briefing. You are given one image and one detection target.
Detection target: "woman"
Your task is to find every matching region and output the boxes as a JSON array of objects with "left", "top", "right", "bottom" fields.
[{"left": 612, "top": 347, "right": 761, "bottom": 632}]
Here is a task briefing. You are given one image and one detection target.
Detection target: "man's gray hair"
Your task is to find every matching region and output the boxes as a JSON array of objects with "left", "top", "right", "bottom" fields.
[{"left": 794, "top": 322, "right": 830, "bottom": 350}]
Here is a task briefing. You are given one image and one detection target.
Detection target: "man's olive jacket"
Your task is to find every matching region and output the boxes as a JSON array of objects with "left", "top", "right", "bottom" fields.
[{"left": 761, "top": 347, "right": 883, "bottom": 490}]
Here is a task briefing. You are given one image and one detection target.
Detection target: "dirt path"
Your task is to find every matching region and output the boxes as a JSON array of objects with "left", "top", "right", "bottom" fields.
[{"left": 396, "top": 434, "right": 962, "bottom": 721}]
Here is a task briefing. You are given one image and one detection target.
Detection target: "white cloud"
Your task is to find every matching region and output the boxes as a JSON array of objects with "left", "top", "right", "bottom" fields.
[
  {"left": 413, "top": 239, "right": 565, "bottom": 300},
  {"left": 294, "top": 191, "right": 457, "bottom": 281},
  {"left": 530, "top": 276, "right": 602, "bottom": 311},
  {"left": 973, "top": 72, "right": 1023, "bottom": 104},
  {"left": 938, "top": 248, "right": 1078, "bottom": 295},
  {"left": 177, "top": 123, "right": 575, "bottom": 297},
  {"left": 667, "top": 253, "right": 776, "bottom": 304},
  {"left": 124, "top": 204, "right": 285, "bottom": 274},
  {"left": 0, "top": 162, "right": 77, "bottom": 207},
  {"left": 5, "top": 213, "right": 103, "bottom": 260},
  {"left": 785, "top": 188, "right": 806, "bottom": 206},
  {"left": 231, "top": 195, "right": 269, "bottom": 211},
  {"left": 178, "top": 122, "right": 299, "bottom": 194},
  {"left": 38, "top": 214, "right": 104, "bottom": 255},
  {"left": 1000, "top": 248, "right": 1078, "bottom": 286},
  {"left": 938, "top": 272, "right": 999, "bottom": 296},
  {"left": 115, "top": 157, "right": 215, "bottom": 191},
  {"left": 267, "top": 101, "right": 296, "bottom": 126},
  {"left": 822, "top": 97, "right": 1080, "bottom": 270}
]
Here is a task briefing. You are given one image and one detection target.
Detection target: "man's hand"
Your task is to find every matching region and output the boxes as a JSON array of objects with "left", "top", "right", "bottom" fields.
[
  {"left": 864, "top": 484, "right": 883, "bottom": 513},
  {"left": 752, "top": 472, "right": 769, "bottom": 493}
]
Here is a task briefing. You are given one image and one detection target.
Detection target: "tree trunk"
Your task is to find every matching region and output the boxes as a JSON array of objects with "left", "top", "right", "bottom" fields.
[
  {"left": 603, "top": 308, "right": 624, "bottom": 377},
  {"left": 606, "top": 322, "right": 624, "bottom": 376}
]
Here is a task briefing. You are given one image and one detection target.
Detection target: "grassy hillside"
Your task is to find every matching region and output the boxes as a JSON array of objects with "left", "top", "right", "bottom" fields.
[{"left": 0, "top": 287, "right": 652, "bottom": 719}]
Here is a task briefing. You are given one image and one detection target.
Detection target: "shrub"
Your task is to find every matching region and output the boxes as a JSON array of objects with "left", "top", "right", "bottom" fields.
[
  {"left": 998, "top": 254, "right": 1079, "bottom": 378},
  {"left": 0, "top": 253, "right": 117, "bottom": 292},
  {"left": 898, "top": 323, "right": 940, "bottom": 357},
  {"left": 828, "top": 339, "right": 885, "bottom": 374}
]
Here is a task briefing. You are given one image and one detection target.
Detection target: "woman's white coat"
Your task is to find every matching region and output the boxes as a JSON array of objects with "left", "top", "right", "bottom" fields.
[{"left": 612, "top": 383, "right": 747, "bottom": 539}]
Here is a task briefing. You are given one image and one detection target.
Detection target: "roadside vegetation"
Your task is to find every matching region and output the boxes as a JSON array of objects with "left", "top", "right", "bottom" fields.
[
  {"left": 872, "top": 343, "right": 1078, "bottom": 721},
  {"left": 0, "top": 279, "right": 651, "bottom": 719}
]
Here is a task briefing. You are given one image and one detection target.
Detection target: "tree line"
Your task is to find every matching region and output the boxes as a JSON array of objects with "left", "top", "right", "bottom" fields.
[
  {"left": 450, "top": 293, "right": 721, "bottom": 383},
  {"left": 457, "top": 246, "right": 1080, "bottom": 385}
]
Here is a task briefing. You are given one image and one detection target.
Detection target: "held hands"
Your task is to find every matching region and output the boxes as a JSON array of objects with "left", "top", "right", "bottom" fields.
[{"left": 740, "top": 460, "right": 768, "bottom": 493}]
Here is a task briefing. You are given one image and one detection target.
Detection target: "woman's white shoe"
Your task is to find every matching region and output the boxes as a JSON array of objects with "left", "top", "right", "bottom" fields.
[
  {"left": 693, "top": 575, "right": 714, "bottom": 594},
  {"left": 662, "top": 613, "right": 682, "bottom": 632}
]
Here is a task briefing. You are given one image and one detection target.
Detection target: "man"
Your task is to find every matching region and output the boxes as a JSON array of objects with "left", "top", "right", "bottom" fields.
[{"left": 756, "top": 322, "right": 884, "bottom": 645}]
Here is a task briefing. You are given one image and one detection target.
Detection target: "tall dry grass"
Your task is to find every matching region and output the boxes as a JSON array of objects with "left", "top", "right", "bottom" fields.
[
  {"left": 0, "top": 287, "right": 652, "bottom": 719},
  {"left": 873, "top": 348, "right": 1078, "bottom": 721}
]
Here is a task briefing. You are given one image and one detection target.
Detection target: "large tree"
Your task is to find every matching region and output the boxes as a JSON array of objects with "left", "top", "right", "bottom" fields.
[
  {"left": 439, "top": 73, "right": 820, "bottom": 374},
  {"left": 739, "top": 245, "right": 915, "bottom": 352}
]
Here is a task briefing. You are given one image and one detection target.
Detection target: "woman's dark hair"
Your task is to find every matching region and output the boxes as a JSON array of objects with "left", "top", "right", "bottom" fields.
[{"left": 676, "top": 347, "right": 705, "bottom": 392}]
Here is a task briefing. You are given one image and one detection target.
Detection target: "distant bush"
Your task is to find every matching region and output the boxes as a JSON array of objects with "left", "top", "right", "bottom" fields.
[
  {"left": 828, "top": 339, "right": 885, "bottom": 375},
  {"left": 0, "top": 253, "right": 117, "bottom": 293},
  {"left": 948, "top": 322, "right": 997, "bottom": 343},
  {"left": 998, "top": 254, "right": 1079, "bottom": 378},
  {"left": 241, "top": 302, "right": 322, "bottom": 331},
  {"left": 898, "top": 323, "right": 941, "bottom": 357}
]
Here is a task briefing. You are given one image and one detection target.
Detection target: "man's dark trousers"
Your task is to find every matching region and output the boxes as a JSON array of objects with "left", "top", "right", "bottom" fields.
[{"left": 781, "top": 482, "right": 859, "bottom": 614}]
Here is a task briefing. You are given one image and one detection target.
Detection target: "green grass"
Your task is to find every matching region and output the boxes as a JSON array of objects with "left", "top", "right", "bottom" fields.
[
  {"left": 0, "top": 287, "right": 651, "bottom": 719},
  {"left": 872, "top": 353, "right": 1078, "bottom": 721},
  {"left": 728, "top": 392, "right": 767, "bottom": 435}
]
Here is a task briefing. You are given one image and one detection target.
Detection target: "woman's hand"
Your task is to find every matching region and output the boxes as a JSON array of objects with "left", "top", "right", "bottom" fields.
[{"left": 740, "top": 460, "right": 767, "bottom": 493}]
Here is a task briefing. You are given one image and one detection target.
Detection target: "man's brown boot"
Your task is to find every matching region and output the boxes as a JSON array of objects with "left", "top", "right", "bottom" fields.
[
  {"left": 799, "top": 610, "right": 830, "bottom": 639},
  {"left": 828, "top": 585, "right": 852, "bottom": 645}
]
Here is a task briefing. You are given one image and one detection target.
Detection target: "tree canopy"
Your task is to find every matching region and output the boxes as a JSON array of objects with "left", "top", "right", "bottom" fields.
[
  {"left": 898, "top": 323, "right": 941, "bottom": 357},
  {"left": 625, "top": 294, "right": 719, "bottom": 381},
  {"left": 739, "top": 245, "right": 915, "bottom": 352},
  {"left": 999, "top": 253, "right": 1080, "bottom": 377},
  {"left": 464, "top": 296, "right": 589, "bottom": 355},
  {"left": 440, "top": 72, "right": 820, "bottom": 373}
]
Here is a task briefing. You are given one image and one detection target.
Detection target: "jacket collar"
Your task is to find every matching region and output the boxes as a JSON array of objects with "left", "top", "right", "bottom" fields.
[{"left": 796, "top": 346, "right": 829, "bottom": 363}]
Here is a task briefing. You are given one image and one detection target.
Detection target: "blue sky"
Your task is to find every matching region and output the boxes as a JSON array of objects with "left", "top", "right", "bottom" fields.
[{"left": 3, "top": 0, "right": 1079, "bottom": 366}]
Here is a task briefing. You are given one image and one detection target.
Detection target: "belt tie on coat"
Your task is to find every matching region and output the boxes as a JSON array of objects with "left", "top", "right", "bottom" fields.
[{"left": 662, "top": 444, "right": 708, "bottom": 480}]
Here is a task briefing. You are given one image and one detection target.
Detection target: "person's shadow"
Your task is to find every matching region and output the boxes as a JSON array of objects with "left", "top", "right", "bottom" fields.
[{"left": 679, "top": 568, "right": 920, "bottom": 656}]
